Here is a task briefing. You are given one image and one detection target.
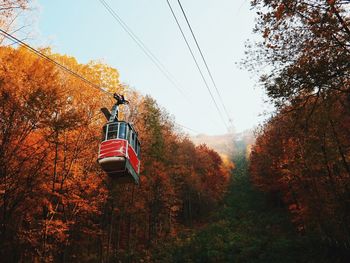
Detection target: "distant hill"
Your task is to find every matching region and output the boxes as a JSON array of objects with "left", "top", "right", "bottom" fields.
[
  {"left": 190, "top": 129, "right": 255, "bottom": 157},
  {"left": 191, "top": 133, "right": 235, "bottom": 156}
]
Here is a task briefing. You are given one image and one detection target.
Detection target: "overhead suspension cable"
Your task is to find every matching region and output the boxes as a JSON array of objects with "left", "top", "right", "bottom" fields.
[
  {"left": 0, "top": 28, "right": 113, "bottom": 96},
  {"left": 0, "top": 28, "right": 202, "bottom": 134},
  {"left": 98, "top": 0, "right": 188, "bottom": 98},
  {"left": 98, "top": 0, "right": 223, "bottom": 129},
  {"left": 166, "top": 0, "right": 229, "bottom": 130},
  {"left": 176, "top": 0, "right": 232, "bottom": 122},
  {"left": 175, "top": 123, "right": 201, "bottom": 134}
]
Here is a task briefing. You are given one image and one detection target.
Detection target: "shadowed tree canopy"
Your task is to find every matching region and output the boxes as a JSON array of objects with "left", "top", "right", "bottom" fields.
[{"left": 248, "top": 0, "right": 350, "bottom": 253}]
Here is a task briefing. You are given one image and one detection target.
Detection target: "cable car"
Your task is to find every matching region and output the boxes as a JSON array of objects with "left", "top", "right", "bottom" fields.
[{"left": 97, "top": 94, "right": 141, "bottom": 184}]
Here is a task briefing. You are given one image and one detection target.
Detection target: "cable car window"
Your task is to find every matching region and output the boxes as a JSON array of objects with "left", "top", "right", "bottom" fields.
[
  {"left": 107, "top": 123, "right": 118, "bottom": 139},
  {"left": 125, "top": 125, "right": 129, "bottom": 140},
  {"left": 102, "top": 125, "right": 107, "bottom": 141},
  {"left": 130, "top": 132, "right": 136, "bottom": 150},
  {"left": 127, "top": 129, "right": 132, "bottom": 144},
  {"left": 118, "top": 122, "right": 127, "bottom": 139}
]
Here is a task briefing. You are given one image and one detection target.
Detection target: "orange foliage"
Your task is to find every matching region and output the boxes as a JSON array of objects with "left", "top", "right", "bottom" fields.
[{"left": 0, "top": 46, "right": 230, "bottom": 261}]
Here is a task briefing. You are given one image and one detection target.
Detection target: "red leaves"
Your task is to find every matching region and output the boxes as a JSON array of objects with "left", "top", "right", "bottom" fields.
[
  {"left": 275, "top": 4, "right": 285, "bottom": 20},
  {"left": 250, "top": 92, "right": 350, "bottom": 243}
]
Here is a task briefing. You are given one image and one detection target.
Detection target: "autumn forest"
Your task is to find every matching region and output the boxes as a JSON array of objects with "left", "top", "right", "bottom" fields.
[{"left": 1, "top": 0, "right": 350, "bottom": 262}]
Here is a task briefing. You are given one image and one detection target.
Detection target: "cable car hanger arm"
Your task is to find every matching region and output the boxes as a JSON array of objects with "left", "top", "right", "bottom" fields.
[{"left": 101, "top": 93, "right": 129, "bottom": 122}]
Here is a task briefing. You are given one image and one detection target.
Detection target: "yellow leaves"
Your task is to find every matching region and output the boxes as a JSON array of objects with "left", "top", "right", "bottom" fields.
[
  {"left": 170, "top": 205, "right": 180, "bottom": 212},
  {"left": 86, "top": 60, "right": 121, "bottom": 93},
  {"left": 220, "top": 154, "right": 235, "bottom": 176}
]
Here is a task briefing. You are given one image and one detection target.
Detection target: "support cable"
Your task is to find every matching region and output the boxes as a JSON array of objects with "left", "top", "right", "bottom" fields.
[
  {"left": 177, "top": 0, "right": 232, "bottom": 122},
  {"left": 99, "top": 0, "right": 222, "bottom": 128},
  {"left": 99, "top": 0, "right": 188, "bottom": 98},
  {"left": 0, "top": 27, "right": 201, "bottom": 134},
  {"left": 0, "top": 28, "right": 112, "bottom": 95},
  {"left": 166, "top": 0, "right": 229, "bottom": 129}
]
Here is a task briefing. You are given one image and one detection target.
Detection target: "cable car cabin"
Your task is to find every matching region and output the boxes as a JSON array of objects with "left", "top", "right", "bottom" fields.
[{"left": 98, "top": 121, "right": 141, "bottom": 184}]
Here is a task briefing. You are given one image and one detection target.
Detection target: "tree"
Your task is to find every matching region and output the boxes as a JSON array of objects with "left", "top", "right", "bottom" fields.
[
  {"left": 248, "top": 0, "right": 350, "bottom": 250},
  {"left": 247, "top": 0, "right": 350, "bottom": 109},
  {"left": 0, "top": 0, "right": 31, "bottom": 45},
  {"left": 0, "top": 46, "right": 231, "bottom": 262}
]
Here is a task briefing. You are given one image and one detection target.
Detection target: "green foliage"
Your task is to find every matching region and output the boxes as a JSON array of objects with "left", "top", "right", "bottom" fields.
[{"left": 164, "top": 144, "right": 334, "bottom": 263}]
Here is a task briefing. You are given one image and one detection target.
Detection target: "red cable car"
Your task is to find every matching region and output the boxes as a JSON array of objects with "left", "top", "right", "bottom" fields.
[{"left": 97, "top": 94, "right": 141, "bottom": 184}]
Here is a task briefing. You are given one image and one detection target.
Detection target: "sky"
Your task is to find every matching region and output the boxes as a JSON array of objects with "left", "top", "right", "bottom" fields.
[{"left": 28, "top": 0, "right": 271, "bottom": 135}]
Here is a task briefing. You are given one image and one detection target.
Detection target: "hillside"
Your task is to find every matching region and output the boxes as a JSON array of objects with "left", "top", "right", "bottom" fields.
[
  {"left": 191, "top": 133, "right": 235, "bottom": 156},
  {"left": 191, "top": 129, "right": 255, "bottom": 156}
]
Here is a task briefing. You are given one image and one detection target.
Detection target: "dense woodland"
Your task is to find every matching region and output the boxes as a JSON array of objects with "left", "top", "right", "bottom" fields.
[
  {"left": 0, "top": 3, "right": 231, "bottom": 262},
  {"left": 248, "top": 0, "right": 350, "bottom": 258},
  {"left": 1, "top": 0, "right": 350, "bottom": 262},
  {"left": 0, "top": 45, "right": 232, "bottom": 261}
]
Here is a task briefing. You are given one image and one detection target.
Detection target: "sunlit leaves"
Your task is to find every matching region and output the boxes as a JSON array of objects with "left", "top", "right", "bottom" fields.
[{"left": 0, "top": 46, "right": 231, "bottom": 261}]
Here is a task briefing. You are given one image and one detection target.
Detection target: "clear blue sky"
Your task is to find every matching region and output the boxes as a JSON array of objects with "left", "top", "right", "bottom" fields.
[{"left": 31, "top": 0, "right": 270, "bottom": 135}]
